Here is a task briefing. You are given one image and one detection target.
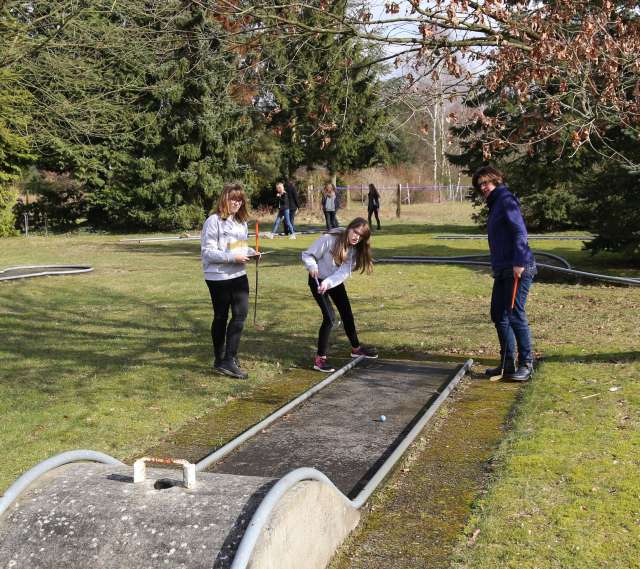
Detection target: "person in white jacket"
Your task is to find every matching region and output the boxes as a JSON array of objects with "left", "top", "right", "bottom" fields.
[
  {"left": 201, "top": 184, "right": 257, "bottom": 379},
  {"left": 301, "top": 217, "right": 378, "bottom": 372}
]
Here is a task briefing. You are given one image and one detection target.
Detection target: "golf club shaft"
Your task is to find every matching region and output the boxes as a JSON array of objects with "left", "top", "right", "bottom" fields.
[
  {"left": 255, "top": 221, "right": 259, "bottom": 254},
  {"left": 253, "top": 263, "right": 258, "bottom": 324},
  {"left": 511, "top": 273, "right": 520, "bottom": 310},
  {"left": 253, "top": 221, "right": 259, "bottom": 324}
]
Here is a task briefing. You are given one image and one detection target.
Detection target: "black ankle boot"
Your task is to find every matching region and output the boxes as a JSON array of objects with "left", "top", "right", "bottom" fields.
[
  {"left": 504, "top": 362, "right": 533, "bottom": 381},
  {"left": 215, "top": 358, "right": 248, "bottom": 379},
  {"left": 485, "top": 357, "right": 516, "bottom": 377}
]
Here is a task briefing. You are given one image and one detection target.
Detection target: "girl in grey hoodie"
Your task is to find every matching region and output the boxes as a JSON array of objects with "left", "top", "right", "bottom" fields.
[
  {"left": 301, "top": 218, "right": 378, "bottom": 372},
  {"left": 201, "top": 184, "right": 257, "bottom": 379}
]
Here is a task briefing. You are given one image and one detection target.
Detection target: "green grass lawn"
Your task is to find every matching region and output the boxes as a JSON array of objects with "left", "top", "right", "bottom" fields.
[{"left": 1, "top": 201, "right": 639, "bottom": 567}]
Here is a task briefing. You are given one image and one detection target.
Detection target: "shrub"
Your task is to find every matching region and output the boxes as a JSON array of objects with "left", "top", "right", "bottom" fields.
[
  {"left": 14, "top": 171, "right": 87, "bottom": 231},
  {"left": 0, "top": 184, "right": 19, "bottom": 237}
]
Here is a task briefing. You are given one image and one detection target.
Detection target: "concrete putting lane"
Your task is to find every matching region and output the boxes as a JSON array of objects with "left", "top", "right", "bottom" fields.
[{"left": 208, "top": 359, "right": 459, "bottom": 497}]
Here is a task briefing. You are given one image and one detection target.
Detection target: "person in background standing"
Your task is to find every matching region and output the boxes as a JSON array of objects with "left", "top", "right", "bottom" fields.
[
  {"left": 284, "top": 180, "right": 300, "bottom": 235},
  {"left": 321, "top": 183, "right": 340, "bottom": 230},
  {"left": 367, "top": 183, "right": 381, "bottom": 230},
  {"left": 472, "top": 165, "right": 537, "bottom": 382},
  {"left": 269, "top": 182, "right": 296, "bottom": 239}
]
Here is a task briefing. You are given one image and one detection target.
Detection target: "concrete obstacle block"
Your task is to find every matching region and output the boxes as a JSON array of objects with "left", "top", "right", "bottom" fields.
[
  {"left": 248, "top": 479, "right": 360, "bottom": 569},
  {"left": 0, "top": 462, "right": 275, "bottom": 569},
  {"left": 0, "top": 461, "right": 358, "bottom": 569}
]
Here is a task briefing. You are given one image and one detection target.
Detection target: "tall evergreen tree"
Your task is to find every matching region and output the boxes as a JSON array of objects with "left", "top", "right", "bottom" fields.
[
  {"left": 92, "top": 3, "right": 253, "bottom": 230},
  {"left": 11, "top": 1, "right": 154, "bottom": 182},
  {"left": 255, "top": 0, "right": 389, "bottom": 179},
  {"left": 0, "top": 69, "right": 33, "bottom": 236}
]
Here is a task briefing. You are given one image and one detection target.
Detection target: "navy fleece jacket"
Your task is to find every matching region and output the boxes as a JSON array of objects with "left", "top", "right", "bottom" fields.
[{"left": 486, "top": 184, "right": 534, "bottom": 273}]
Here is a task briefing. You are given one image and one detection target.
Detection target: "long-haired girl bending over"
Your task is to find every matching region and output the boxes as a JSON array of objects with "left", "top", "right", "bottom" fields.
[{"left": 301, "top": 217, "right": 378, "bottom": 372}]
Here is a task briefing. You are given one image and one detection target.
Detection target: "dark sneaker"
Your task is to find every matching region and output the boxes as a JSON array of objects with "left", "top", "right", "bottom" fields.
[
  {"left": 215, "top": 358, "right": 248, "bottom": 379},
  {"left": 351, "top": 345, "right": 378, "bottom": 359},
  {"left": 504, "top": 363, "right": 533, "bottom": 382},
  {"left": 313, "top": 355, "right": 335, "bottom": 373}
]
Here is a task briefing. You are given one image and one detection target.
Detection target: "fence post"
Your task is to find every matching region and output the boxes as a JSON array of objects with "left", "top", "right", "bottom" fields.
[
  {"left": 23, "top": 213, "right": 29, "bottom": 237},
  {"left": 396, "top": 184, "right": 401, "bottom": 218}
]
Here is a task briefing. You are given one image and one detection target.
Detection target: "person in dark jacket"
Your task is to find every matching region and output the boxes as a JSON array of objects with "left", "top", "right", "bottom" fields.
[
  {"left": 367, "top": 183, "right": 381, "bottom": 230},
  {"left": 472, "top": 166, "right": 536, "bottom": 381},
  {"left": 269, "top": 182, "right": 296, "bottom": 239},
  {"left": 284, "top": 180, "right": 300, "bottom": 235},
  {"left": 321, "top": 183, "right": 340, "bottom": 230}
]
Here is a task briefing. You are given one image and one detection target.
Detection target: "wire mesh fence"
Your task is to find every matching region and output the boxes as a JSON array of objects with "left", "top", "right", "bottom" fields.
[{"left": 304, "top": 183, "right": 473, "bottom": 217}]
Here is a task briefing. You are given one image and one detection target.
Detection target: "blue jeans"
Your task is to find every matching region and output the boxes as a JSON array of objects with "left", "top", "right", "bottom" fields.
[
  {"left": 272, "top": 209, "right": 294, "bottom": 234},
  {"left": 490, "top": 265, "right": 536, "bottom": 365},
  {"left": 285, "top": 208, "right": 297, "bottom": 234}
]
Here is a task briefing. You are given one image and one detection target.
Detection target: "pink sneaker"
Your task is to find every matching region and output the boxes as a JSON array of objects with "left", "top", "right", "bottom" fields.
[
  {"left": 351, "top": 345, "right": 378, "bottom": 358},
  {"left": 313, "top": 355, "right": 335, "bottom": 373}
]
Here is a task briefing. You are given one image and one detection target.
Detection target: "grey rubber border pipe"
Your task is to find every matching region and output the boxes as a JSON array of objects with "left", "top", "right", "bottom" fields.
[
  {"left": 376, "top": 255, "right": 640, "bottom": 287},
  {"left": 0, "top": 265, "right": 94, "bottom": 282},
  {"left": 195, "top": 356, "right": 365, "bottom": 471},
  {"left": 434, "top": 234, "right": 594, "bottom": 241},
  {"left": 391, "top": 251, "right": 572, "bottom": 269},
  {"left": 0, "top": 450, "right": 123, "bottom": 518},
  {"left": 229, "top": 359, "right": 472, "bottom": 569}
]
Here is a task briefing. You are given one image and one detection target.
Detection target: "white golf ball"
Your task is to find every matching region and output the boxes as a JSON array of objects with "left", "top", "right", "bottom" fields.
[{"left": 379, "top": 415, "right": 386, "bottom": 422}]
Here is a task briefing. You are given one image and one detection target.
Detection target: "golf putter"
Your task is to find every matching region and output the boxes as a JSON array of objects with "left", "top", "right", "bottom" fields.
[
  {"left": 489, "top": 273, "right": 520, "bottom": 381},
  {"left": 253, "top": 221, "right": 261, "bottom": 328}
]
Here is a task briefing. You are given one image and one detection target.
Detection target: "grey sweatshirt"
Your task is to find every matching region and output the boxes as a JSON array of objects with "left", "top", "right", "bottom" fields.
[
  {"left": 201, "top": 214, "right": 255, "bottom": 281},
  {"left": 301, "top": 232, "right": 355, "bottom": 290}
]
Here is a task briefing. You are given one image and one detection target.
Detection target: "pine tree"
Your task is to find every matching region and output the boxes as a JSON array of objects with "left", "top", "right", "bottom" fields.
[
  {"left": 94, "top": 3, "right": 253, "bottom": 230},
  {"left": 0, "top": 69, "right": 33, "bottom": 236},
  {"left": 256, "top": 0, "right": 389, "bottom": 179}
]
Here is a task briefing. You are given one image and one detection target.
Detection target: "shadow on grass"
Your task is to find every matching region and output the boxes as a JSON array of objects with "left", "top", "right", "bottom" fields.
[
  {"left": 0, "top": 283, "right": 324, "bottom": 396},
  {"left": 540, "top": 351, "right": 640, "bottom": 364}
]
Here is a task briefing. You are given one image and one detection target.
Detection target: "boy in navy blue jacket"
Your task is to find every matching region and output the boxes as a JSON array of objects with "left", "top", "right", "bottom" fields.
[{"left": 472, "top": 166, "right": 537, "bottom": 381}]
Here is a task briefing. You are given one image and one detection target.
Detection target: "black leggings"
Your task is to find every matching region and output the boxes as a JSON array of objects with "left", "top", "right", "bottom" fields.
[
  {"left": 206, "top": 275, "right": 249, "bottom": 362},
  {"left": 324, "top": 211, "right": 338, "bottom": 230},
  {"left": 368, "top": 207, "right": 380, "bottom": 229},
  {"left": 308, "top": 275, "right": 359, "bottom": 356}
]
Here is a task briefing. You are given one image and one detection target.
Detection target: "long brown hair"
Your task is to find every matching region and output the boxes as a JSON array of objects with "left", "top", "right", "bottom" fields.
[
  {"left": 216, "top": 183, "right": 249, "bottom": 222},
  {"left": 330, "top": 217, "right": 373, "bottom": 274}
]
